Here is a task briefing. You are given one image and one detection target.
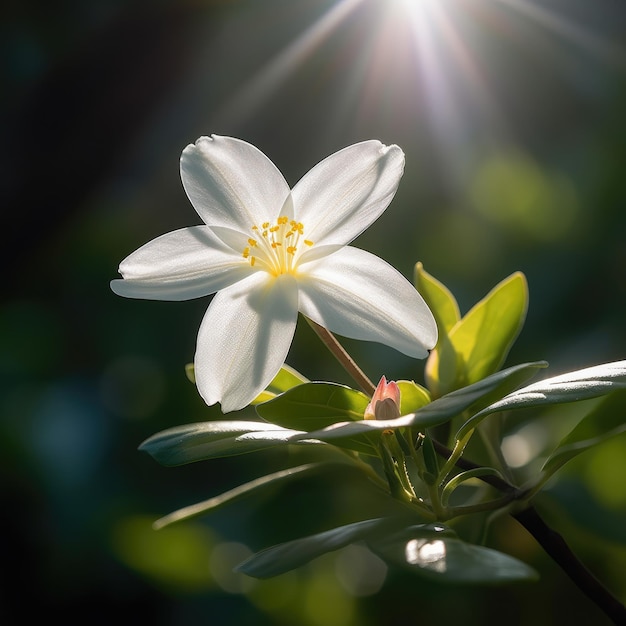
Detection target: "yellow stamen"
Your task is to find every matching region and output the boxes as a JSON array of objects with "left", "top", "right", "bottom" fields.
[{"left": 242, "top": 216, "right": 314, "bottom": 274}]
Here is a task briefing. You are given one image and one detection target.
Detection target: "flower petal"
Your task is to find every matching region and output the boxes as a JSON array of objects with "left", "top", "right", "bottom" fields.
[
  {"left": 110, "top": 226, "right": 250, "bottom": 301},
  {"left": 297, "top": 247, "right": 437, "bottom": 358},
  {"left": 181, "top": 135, "right": 291, "bottom": 232},
  {"left": 194, "top": 273, "right": 299, "bottom": 412},
  {"left": 291, "top": 141, "right": 405, "bottom": 246}
]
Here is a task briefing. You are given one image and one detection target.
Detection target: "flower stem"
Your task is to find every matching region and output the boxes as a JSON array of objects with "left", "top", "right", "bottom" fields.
[{"left": 304, "top": 317, "right": 376, "bottom": 395}]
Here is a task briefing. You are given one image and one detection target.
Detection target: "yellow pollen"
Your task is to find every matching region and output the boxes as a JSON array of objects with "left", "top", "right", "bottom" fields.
[{"left": 243, "top": 216, "right": 315, "bottom": 274}]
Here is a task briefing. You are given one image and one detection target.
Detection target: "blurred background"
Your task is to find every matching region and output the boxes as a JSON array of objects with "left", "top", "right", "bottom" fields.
[{"left": 2, "top": 0, "right": 626, "bottom": 623}]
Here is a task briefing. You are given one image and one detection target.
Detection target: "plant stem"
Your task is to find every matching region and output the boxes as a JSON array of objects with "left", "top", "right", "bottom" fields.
[
  {"left": 432, "top": 438, "right": 626, "bottom": 624},
  {"left": 514, "top": 507, "right": 626, "bottom": 625},
  {"left": 436, "top": 429, "right": 474, "bottom": 487},
  {"left": 304, "top": 317, "right": 376, "bottom": 395}
]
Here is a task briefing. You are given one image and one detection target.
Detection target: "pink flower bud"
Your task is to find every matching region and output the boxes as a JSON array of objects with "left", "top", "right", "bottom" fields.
[{"left": 364, "top": 376, "right": 401, "bottom": 420}]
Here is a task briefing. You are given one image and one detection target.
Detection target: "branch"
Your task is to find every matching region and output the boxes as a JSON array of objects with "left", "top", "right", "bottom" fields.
[
  {"left": 513, "top": 507, "right": 626, "bottom": 624},
  {"left": 432, "top": 439, "right": 626, "bottom": 624},
  {"left": 304, "top": 317, "right": 376, "bottom": 395}
]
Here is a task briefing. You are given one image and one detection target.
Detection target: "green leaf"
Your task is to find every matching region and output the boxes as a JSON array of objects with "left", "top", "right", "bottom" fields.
[
  {"left": 185, "top": 363, "right": 195, "bottom": 383},
  {"left": 441, "top": 467, "right": 506, "bottom": 507},
  {"left": 541, "top": 389, "right": 626, "bottom": 478},
  {"left": 427, "top": 272, "right": 528, "bottom": 397},
  {"left": 415, "top": 263, "right": 463, "bottom": 399},
  {"left": 450, "top": 272, "right": 528, "bottom": 385},
  {"left": 414, "top": 262, "right": 461, "bottom": 335},
  {"left": 458, "top": 360, "right": 626, "bottom": 440},
  {"left": 153, "top": 463, "right": 337, "bottom": 529},
  {"left": 289, "top": 362, "right": 546, "bottom": 445},
  {"left": 369, "top": 525, "right": 538, "bottom": 584},
  {"left": 397, "top": 380, "right": 431, "bottom": 414},
  {"left": 251, "top": 364, "right": 309, "bottom": 404},
  {"left": 237, "top": 516, "right": 414, "bottom": 579},
  {"left": 256, "top": 382, "right": 376, "bottom": 455},
  {"left": 139, "top": 421, "right": 319, "bottom": 466}
]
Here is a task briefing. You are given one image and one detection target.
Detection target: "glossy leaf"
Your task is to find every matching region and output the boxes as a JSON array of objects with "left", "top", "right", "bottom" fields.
[
  {"left": 414, "top": 262, "right": 460, "bottom": 335},
  {"left": 251, "top": 364, "right": 309, "bottom": 404},
  {"left": 139, "top": 421, "right": 319, "bottom": 466},
  {"left": 397, "top": 380, "right": 431, "bottom": 414},
  {"left": 369, "top": 525, "right": 538, "bottom": 583},
  {"left": 256, "top": 382, "right": 377, "bottom": 454},
  {"left": 458, "top": 360, "right": 626, "bottom": 439},
  {"left": 288, "top": 362, "right": 546, "bottom": 445},
  {"left": 426, "top": 272, "right": 528, "bottom": 397},
  {"left": 415, "top": 263, "right": 462, "bottom": 399},
  {"left": 452, "top": 272, "right": 528, "bottom": 384},
  {"left": 237, "top": 516, "right": 414, "bottom": 579},
  {"left": 542, "top": 389, "right": 626, "bottom": 477}
]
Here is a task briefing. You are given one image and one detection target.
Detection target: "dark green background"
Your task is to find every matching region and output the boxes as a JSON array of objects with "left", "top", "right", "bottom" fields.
[{"left": 2, "top": 0, "right": 626, "bottom": 623}]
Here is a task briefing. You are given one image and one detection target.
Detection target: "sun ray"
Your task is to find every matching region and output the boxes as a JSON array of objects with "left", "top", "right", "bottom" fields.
[
  {"left": 494, "top": 0, "right": 626, "bottom": 70},
  {"left": 213, "top": 0, "right": 364, "bottom": 128}
]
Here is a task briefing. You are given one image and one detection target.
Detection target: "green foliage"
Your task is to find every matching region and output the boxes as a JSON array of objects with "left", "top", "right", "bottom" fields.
[
  {"left": 238, "top": 517, "right": 537, "bottom": 584},
  {"left": 256, "top": 382, "right": 369, "bottom": 430},
  {"left": 141, "top": 268, "right": 626, "bottom": 593},
  {"left": 369, "top": 525, "right": 538, "bottom": 583},
  {"left": 414, "top": 261, "right": 460, "bottom": 335},
  {"left": 397, "top": 379, "right": 431, "bottom": 414},
  {"left": 457, "top": 360, "right": 626, "bottom": 440},
  {"left": 256, "top": 382, "right": 376, "bottom": 454},
  {"left": 288, "top": 362, "right": 546, "bottom": 446},
  {"left": 237, "top": 517, "right": 409, "bottom": 579},
  {"left": 416, "top": 265, "right": 528, "bottom": 398},
  {"left": 139, "top": 421, "right": 320, "bottom": 466}
]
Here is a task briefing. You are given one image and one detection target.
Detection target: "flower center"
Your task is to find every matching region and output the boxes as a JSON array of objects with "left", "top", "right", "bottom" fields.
[{"left": 242, "top": 216, "right": 314, "bottom": 276}]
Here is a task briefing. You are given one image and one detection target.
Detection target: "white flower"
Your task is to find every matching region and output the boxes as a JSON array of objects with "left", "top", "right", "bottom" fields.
[{"left": 111, "top": 135, "right": 437, "bottom": 412}]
